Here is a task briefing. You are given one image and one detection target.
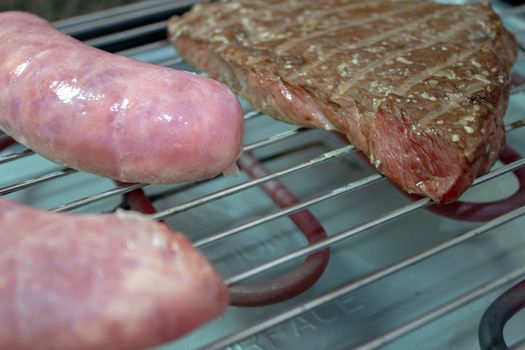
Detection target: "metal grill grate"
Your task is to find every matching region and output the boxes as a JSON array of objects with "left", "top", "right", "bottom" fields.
[{"left": 1, "top": 1, "right": 525, "bottom": 349}]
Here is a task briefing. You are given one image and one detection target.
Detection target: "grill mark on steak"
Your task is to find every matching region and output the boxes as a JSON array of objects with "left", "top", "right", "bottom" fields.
[
  {"left": 419, "top": 82, "right": 488, "bottom": 126},
  {"left": 333, "top": 15, "right": 477, "bottom": 98},
  {"left": 294, "top": 4, "right": 449, "bottom": 77},
  {"left": 397, "top": 50, "right": 477, "bottom": 95},
  {"left": 276, "top": 2, "right": 429, "bottom": 54},
  {"left": 187, "top": 0, "right": 369, "bottom": 39},
  {"left": 293, "top": 1, "right": 383, "bottom": 20},
  {"left": 253, "top": 2, "right": 385, "bottom": 44},
  {"left": 212, "top": 2, "right": 305, "bottom": 30},
  {"left": 168, "top": 1, "right": 517, "bottom": 203}
]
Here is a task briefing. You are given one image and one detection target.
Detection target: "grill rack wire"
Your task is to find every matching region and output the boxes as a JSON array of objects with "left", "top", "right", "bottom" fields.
[{"left": 1, "top": 0, "right": 525, "bottom": 349}]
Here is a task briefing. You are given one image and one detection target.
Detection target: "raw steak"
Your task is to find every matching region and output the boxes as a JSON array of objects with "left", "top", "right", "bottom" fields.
[{"left": 168, "top": 0, "right": 517, "bottom": 203}]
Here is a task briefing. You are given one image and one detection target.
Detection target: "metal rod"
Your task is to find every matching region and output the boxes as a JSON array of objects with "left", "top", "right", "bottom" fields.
[
  {"left": 84, "top": 21, "right": 167, "bottom": 48},
  {"left": 53, "top": 0, "right": 174, "bottom": 29},
  {"left": 0, "top": 168, "right": 76, "bottom": 196},
  {"left": 54, "top": 0, "right": 201, "bottom": 38},
  {"left": 225, "top": 198, "right": 430, "bottom": 286},
  {"left": 243, "top": 127, "right": 308, "bottom": 152},
  {"left": 511, "top": 85, "right": 525, "bottom": 95},
  {"left": 0, "top": 149, "right": 34, "bottom": 165},
  {"left": 244, "top": 110, "right": 263, "bottom": 121},
  {"left": 117, "top": 40, "right": 168, "bottom": 57},
  {"left": 224, "top": 158, "right": 525, "bottom": 286},
  {"left": 50, "top": 183, "right": 145, "bottom": 212},
  {"left": 156, "top": 57, "right": 184, "bottom": 67},
  {"left": 201, "top": 201, "right": 525, "bottom": 350},
  {"left": 152, "top": 145, "right": 356, "bottom": 220},
  {"left": 500, "top": 4, "right": 525, "bottom": 17},
  {"left": 194, "top": 173, "right": 384, "bottom": 248},
  {"left": 354, "top": 264, "right": 525, "bottom": 350},
  {"left": 506, "top": 118, "right": 525, "bottom": 132}
]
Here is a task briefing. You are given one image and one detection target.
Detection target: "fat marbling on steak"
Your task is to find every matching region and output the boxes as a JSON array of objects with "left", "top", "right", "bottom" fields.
[{"left": 168, "top": 0, "right": 517, "bottom": 203}]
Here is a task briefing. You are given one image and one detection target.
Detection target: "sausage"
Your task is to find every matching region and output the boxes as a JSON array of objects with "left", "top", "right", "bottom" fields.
[
  {"left": 0, "top": 198, "right": 228, "bottom": 350},
  {"left": 0, "top": 12, "right": 244, "bottom": 183}
]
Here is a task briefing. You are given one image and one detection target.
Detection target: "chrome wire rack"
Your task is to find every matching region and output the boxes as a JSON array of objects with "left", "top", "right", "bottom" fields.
[{"left": 2, "top": 1, "right": 525, "bottom": 349}]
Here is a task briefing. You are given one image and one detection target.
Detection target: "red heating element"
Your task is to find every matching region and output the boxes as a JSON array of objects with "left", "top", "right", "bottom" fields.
[{"left": 122, "top": 153, "right": 331, "bottom": 307}]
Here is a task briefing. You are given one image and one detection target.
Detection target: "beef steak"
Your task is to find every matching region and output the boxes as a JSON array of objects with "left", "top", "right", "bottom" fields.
[{"left": 168, "top": 0, "right": 517, "bottom": 203}]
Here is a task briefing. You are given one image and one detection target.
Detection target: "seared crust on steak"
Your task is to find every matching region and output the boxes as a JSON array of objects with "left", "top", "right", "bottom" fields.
[{"left": 168, "top": 0, "right": 517, "bottom": 203}]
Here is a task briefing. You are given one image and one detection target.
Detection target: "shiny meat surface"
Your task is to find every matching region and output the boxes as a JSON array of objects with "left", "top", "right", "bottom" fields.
[
  {"left": 0, "top": 11, "right": 244, "bottom": 184},
  {"left": 0, "top": 198, "right": 228, "bottom": 350},
  {"left": 168, "top": 0, "right": 516, "bottom": 203}
]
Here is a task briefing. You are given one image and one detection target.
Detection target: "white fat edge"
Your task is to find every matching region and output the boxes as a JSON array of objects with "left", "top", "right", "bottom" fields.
[
  {"left": 115, "top": 208, "right": 151, "bottom": 221},
  {"left": 115, "top": 209, "right": 174, "bottom": 251},
  {"left": 223, "top": 147, "right": 243, "bottom": 177},
  {"left": 223, "top": 162, "right": 240, "bottom": 177},
  {"left": 323, "top": 121, "right": 336, "bottom": 130},
  {"left": 303, "top": 90, "right": 336, "bottom": 130}
]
